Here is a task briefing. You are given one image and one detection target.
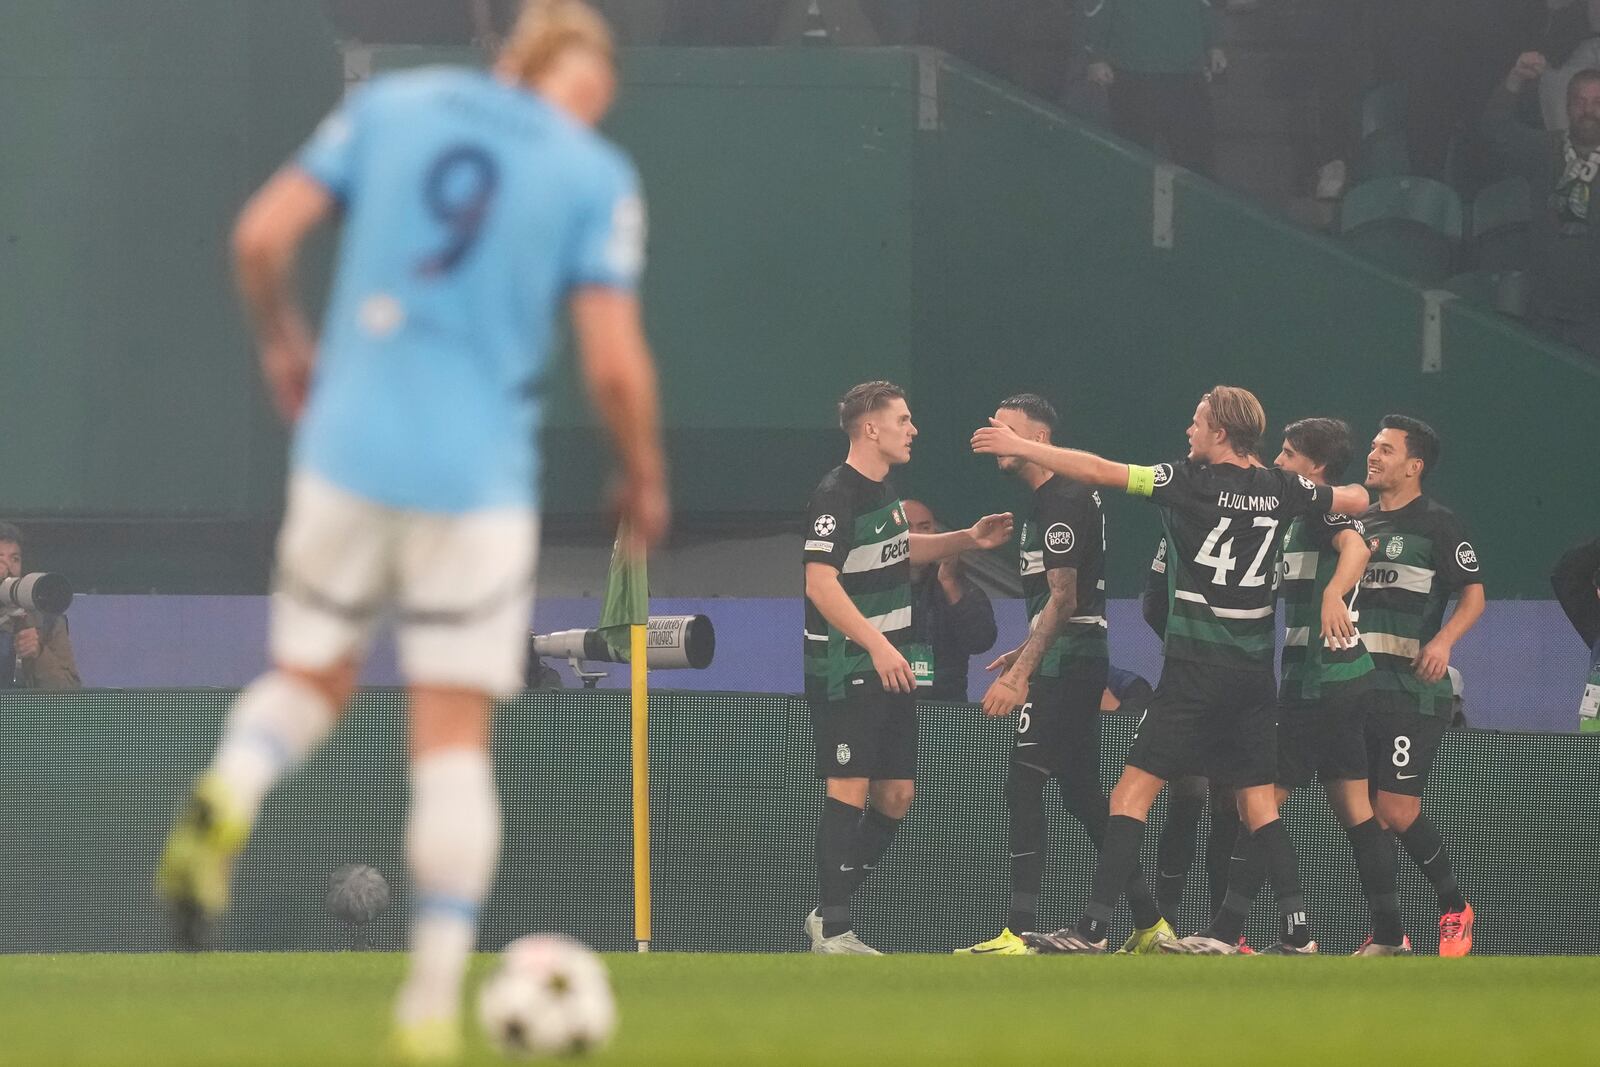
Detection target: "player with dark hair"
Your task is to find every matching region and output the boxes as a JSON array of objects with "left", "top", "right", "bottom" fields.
[
  {"left": 1172, "top": 416, "right": 1408, "bottom": 954},
  {"left": 804, "top": 381, "right": 1012, "bottom": 954},
  {"left": 1358, "top": 415, "right": 1483, "bottom": 955},
  {"left": 972, "top": 386, "right": 1370, "bottom": 954},
  {"left": 957, "top": 394, "right": 1170, "bottom": 956}
]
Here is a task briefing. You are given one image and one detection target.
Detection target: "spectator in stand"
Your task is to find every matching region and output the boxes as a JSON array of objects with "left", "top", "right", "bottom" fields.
[
  {"left": 903, "top": 499, "right": 998, "bottom": 702},
  {"left": 1550, "top": 535, "right": 1600, "bottom": 732},
  {"left": 1539, "top": 1, "right": 1600, "bottom": 131},
  {"left": 1485, "top": 51, "right": 1600, "bottom": 357},
  {"left": 1082, "top": 0, "right": 1227, "bottom": 178}
]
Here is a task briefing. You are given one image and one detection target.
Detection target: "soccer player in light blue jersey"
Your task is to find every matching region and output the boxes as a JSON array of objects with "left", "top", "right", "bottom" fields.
[{"left": 156, "top": 2, "right": 667, "bottom": 1060}]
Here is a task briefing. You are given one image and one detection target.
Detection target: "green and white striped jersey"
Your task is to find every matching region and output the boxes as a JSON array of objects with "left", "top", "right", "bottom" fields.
[
  {"left": 1358, "top": 496, "right": 1484, "bottom": 719},
  {"left": 1018, "top": 476, "right": 1109, "bottom": 679},
  {"left": 1142, "top": 460, "right": 1333, "bottom": 672},
  {"left": 802, "top": 464, "right": 912, "bottom": 702},
  {"left": 1278, "top": 512, "right": 1375, "bottom": 704}
]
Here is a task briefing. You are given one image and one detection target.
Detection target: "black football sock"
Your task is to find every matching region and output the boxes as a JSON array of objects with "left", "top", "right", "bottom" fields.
[
  {"left": 1058, "top": 778, "right": 1163, "bottom": 931},
  {"left": 1399, "top": 815, "right": 1467, "bottom": 913},
  {"left": 1206, "top": 787, "right": 1242, "bottom": 920},
  {"left": 844, "top": 804, "right": 902, "bottom": 895},
  {"left": 1006, "top": 764, "right": 1049, "bottom": 932},
  {"left": 1253, "top": 819, "right": 1311, "bottom": 947},
  {"left": 817, "top": 796, "right": 862, "bottom": 938},
  {"left": 1204, "top": 824, "right": 1263, "bottom": 945},
  {"left": 1155, "top": 789, "right": 1205, "bottom": 923},
  {"left": 1077, "top": 814, "right": 1145, "bottom": 943},
  {"left": 1346, "top": 818, "right": 1405, "bottom": 946}
]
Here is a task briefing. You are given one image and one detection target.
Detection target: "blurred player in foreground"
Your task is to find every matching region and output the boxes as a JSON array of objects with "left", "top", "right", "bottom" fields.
[
  {"left": 156, "top": 1, "right": 667, "bottom": 1059},
  {"left": 973, "top": 387, "right": 1370, "bottom": 954}
]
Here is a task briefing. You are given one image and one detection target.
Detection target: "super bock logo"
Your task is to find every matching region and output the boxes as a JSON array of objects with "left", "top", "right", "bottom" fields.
[
  {"left": 1044, "top": 523, "right": 1075, "bottom": 554},
  {"left": 836, "top": 744, "right": 852, "bottom": 765},
  {"left": 814, "top": 514, "right": 837, "bottom": 537},
  {"left": 1385, "top": 536, "right": 1404, "bottom": 561},
  {"left": 1455, "top": 542, "right": 1480, "bottom": 572},
  {"left": 1152, "top": 463, "right": 1174, "bottom": 487}
]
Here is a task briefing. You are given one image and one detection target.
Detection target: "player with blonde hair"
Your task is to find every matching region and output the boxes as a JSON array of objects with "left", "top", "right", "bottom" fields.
[{"left": 156, "top": 2, "right": 663, "bottom": 1060}]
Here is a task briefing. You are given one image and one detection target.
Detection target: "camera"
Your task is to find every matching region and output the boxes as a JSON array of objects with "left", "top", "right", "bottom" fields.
[{"left": 0, "top": 572, "right": 73, "bottom": 615}]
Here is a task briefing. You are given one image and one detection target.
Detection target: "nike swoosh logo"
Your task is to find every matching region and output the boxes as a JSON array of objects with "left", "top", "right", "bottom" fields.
[
  {"left": 1008, "top": 851, "right": 1038, "bottom": 859},
  {"left": 875, "top": 522, "right": 888, "bottom": 534},
  {"left": 969, "top": 945, "right": 1013, "bottom": 954},
  {"left": 1396, "top": 773, "right": 1418, "bottom": 780},
  {"left": 1016, "top": 741, "right": 1039, "bottom": 747},
  {"left": 838, "top": 865, "right": 855, "bottom": 872}
]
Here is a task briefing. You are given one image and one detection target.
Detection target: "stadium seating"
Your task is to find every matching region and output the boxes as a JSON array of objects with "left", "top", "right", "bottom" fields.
[
  {"left": 1360, "top": 81, "right": 1407, "bottom": 140},
  {"left": 1442, "top": 269, "right": 1529, "bottom": 319},
  {"left": 1338, "top": 176, "right": 1464, "bottom": 283},
  {"left": 1469, "top": 176, "right": 1533, "bottom": 272},
  {"left": 1354, "top": 127, "right": 1412, "bottom": 181}
]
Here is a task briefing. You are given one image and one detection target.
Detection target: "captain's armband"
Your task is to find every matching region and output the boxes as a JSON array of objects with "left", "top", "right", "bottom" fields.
[{"left": 1126, "top": 465, "right": 1157, "bottom": 498}]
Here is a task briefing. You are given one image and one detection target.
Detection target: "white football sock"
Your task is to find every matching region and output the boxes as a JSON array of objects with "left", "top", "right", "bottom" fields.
[
  {"left": 209, "top": 671, "right": 336, "bottom": 819},
  {"left": 395, "top": 747, "right": 502, "bottom": 1027}
]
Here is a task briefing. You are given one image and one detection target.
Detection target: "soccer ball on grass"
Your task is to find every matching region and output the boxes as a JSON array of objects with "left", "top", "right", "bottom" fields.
[{"left": 477, "top": 934, "right": 617, "bottom": 1057}]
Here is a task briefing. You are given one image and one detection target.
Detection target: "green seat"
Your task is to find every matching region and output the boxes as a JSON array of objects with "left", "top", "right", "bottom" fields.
[
  {"left": 1470, "top": 177, "right": 1532, "bottom": 271},
  {"left": 1442, "top": 269, "right": 1529, "bottom": 319},
  {"left": 1339, "top": 176, "right": 1463, "bottom": 283},
  {"left": 1355, "top": 128, "right": 1411, "bottom": 181},
  {"left": 1360, "top": 82, "right": 1407, "bottom": 139}
]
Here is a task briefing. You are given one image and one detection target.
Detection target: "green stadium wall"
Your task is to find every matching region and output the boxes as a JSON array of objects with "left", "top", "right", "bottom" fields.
[
  {"left": 5, "top": 25, "right": 1594, "bottom": 596},
  {"left": 3, "top": 689, "right": 1596, "bottom": 956}
]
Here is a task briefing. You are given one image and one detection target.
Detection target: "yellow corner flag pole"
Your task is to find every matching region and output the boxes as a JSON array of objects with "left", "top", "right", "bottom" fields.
[
  {"left": 601, "top": 522, "right": 650, "bottom": 952},
  {"left": 631, "top": 618, "right": 650, "bottom": 953}
]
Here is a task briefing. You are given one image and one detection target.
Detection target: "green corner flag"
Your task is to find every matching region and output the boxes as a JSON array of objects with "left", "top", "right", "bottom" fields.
[{"left": 598, "top": 525, "right": 648, "bottom": 661}]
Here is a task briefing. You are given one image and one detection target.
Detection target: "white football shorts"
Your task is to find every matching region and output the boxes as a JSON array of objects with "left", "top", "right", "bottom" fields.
[{"left": 271, "top": 471, "right": 537, "bottom": 697}]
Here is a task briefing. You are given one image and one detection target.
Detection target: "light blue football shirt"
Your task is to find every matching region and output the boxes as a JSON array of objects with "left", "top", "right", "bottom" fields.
[{"left": 292, "top": 67, "right": 644, "bottom": 513}]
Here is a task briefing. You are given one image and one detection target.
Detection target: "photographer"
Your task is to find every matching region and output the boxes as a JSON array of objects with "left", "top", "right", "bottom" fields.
[{"left": 0, "top": 523, "right": 81, "bottom": 690}]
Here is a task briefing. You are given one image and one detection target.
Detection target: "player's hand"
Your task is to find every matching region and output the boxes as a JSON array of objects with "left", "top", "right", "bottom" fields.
[
  {"left": 1508, "top": 51, "right": 1548, "bottom": 88},
  {"left": 937, "top": 556, "right": 964, "bottom": 598},
  {"left": 871, "top": 640, "right": 916, "bottom": 694},
  {"left": 1320, "top": 593, "right": 1357, "bottom": 650},
  {"left": 1208, "top": 48, "right": 1228, "bottom": 78},
  {"left": 1087, "top": 61, "right": 1114, "bottom": 87},
  {"left": 1412, "top": 637, "right": 1452, "bottom": 685},
  {"left": 971, "top": 419, "right": 1029, "bottom": 458},
  {"left": 614, "top": 470, "right": 671, "bottom": 551},
  {"left": 259, "top": 334, "right": 314, "bottom": 423},
  {"left": 986, "top": 646, "right": 1022, "bottom": 674},
  {"left": 981, "top": 672, "right": 1028, "bottom": 718},
  {"left": 13, "top": 627, "right": 40, "bottom": 660},
  {"left": 968, "top": 512, "right": 1014, "bottom": 550}
]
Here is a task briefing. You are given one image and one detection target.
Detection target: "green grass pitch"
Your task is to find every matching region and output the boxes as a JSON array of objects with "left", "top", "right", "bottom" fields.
[{"left": 4, "top": 952, "right": 1596, "bottom": 1065}]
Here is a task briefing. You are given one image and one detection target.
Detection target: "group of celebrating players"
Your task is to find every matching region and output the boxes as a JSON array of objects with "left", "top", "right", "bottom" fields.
[{"left": 802, "top": 381, "right": 1484, "bottom": 957}]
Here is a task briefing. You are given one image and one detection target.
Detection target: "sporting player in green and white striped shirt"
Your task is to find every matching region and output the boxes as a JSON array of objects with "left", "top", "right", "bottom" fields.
[
  {"left": 1358, "top": 415, "right": 1484, "bottom": 957},
  {"left": 803, "top": 380, "right": 1012, "bottom": 955}
]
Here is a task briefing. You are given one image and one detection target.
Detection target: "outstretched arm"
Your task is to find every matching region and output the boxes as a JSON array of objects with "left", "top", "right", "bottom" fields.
[
  {"left": 909, "top": 513, "right": 1014, "bottom": 564},
  {"left": 971, "top": 419, "right": 1129, "bottom": 489}
]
